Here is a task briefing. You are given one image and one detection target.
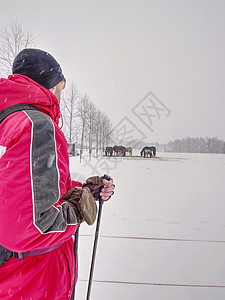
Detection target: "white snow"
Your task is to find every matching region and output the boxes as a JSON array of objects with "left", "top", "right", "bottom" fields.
[{"left": 70, "top": 152, "right": 225, "bottom": 300}]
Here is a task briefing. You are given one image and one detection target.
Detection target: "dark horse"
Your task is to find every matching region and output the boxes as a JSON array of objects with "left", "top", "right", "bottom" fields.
[
  {"left": 105, "top": 146, "right": 113, "bottom": 156},
  {"left": 140, "top": 146, "right": 157, "bottom": 158},
  {"left": 113, "top": 145, "right": 126, "bottom": 156}
]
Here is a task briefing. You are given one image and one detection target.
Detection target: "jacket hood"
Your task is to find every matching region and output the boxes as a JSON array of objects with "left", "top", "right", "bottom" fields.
[{"left": 0, "top": 74, "right": 60, "bottom": 124}]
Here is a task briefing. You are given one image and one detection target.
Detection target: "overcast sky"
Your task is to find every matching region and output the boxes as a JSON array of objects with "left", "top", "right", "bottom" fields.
[{"left": 1, "top": 0, "right": 225, "bottom": 143}]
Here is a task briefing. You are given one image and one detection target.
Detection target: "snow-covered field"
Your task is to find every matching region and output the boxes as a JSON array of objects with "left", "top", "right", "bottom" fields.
[{"left": 70, "top": 152, "right": 225, "bottom": 300}]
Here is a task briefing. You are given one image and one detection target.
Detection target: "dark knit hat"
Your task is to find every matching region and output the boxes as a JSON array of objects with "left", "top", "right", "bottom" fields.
[{"left": 12, "top": 48, "right": 65, "bottom": 89}]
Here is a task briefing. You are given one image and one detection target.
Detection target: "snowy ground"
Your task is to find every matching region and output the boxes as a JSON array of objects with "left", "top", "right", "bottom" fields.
[{"left": 69, "top": 152, "right": 225, "bottom": 300}]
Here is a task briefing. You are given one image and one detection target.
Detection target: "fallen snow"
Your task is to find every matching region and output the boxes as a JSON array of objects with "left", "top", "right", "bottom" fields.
[{"left": 70, "top": 152, "right": 225, "bottom": 300}]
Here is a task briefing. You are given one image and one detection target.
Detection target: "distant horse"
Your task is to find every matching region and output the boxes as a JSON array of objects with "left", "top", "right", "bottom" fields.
[
  {"left": 105, "top": 146, "right": 113, "bottom": 156},
  {"left": 125, "top": 147, "right": 132, "bottom": 156},
  {"left": 117, "top": 145, "right": 126, "bottom": 157},
  {"left": 140, "top": 146, "right": 156, "bottom": 158},
  {"left": 150, "top": 146, "right": 156, "bottom": 157},
  {"left": 112, "top": 145, "right": 119, "bottom": 156},
  {"left": 140, "top": 146, "right": 149, "bottom": 156},
  {"left": 143, "top": 148, "right": 152, "bottom": 158},
  {"left": 113, "top": 145, "right": 126, "bottom": 156}
]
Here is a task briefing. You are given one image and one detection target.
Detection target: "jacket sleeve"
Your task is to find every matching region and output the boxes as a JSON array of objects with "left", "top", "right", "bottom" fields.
[{"left": 0, "top": 110, "right": 78, "bottom": 252}]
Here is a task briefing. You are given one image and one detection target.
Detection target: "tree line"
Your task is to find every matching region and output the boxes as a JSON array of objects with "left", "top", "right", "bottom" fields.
[
  {"left": 163, "top": 137, "right": 225, "bottom": 154},
  {"left": 60, "top": 83, "right": 113, "bottom": 155},
  {"left": 138, "top": 137, "right": 225, "bottom": 154}
]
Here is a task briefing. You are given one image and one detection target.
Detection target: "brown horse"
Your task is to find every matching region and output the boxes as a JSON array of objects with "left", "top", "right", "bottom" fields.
[{"left": 125, "top": 147, "right": 132, "bottom": 156}]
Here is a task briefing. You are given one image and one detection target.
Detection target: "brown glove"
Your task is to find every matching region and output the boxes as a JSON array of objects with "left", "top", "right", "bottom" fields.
[
  {"left": 83, "top": 175, "right": 115, "bottom": 201},
  {"left": 62, "top": 187, "right": 97, "bottom": 225},
  {"left": 82, "top": 176, "right": 105, "bottom": 200}
]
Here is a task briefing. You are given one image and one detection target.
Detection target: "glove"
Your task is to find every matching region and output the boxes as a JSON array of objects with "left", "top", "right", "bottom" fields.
[
  {"left": 83, "top": 175, "right": 115, "bottom": 201},
  {"left": 83, "top": 176, "right": 105, "bottom": 200},
  {"left": 62, "top": 187, "right": 97, "bottom": 225}
]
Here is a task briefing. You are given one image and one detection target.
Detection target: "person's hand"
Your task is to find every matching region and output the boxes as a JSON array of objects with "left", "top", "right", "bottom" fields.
[
  {"left": 83, "top": 175, "right": 115, "bottom": 201},
  {"left": 100, "top": 178, "right": 115, "bottom": 201}
]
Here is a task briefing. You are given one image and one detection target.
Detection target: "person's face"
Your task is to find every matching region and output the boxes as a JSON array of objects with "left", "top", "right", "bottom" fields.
[{"left": 49, "top": 80, "right": 65, "bottom": 104}]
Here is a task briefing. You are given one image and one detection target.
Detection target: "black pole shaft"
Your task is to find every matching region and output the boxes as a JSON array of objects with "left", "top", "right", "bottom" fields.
[
  {"left": 71, "top": 225, "right": 80, "bottom": 300},
  {"left": 86, "top": 198, "right": 104, "bottom": 300}
]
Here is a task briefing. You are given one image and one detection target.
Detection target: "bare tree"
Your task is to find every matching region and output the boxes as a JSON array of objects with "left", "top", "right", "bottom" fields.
[
  {"left": 94, "top": 109, "right": 102, "bottom": 155},
  {"left": 101, "top": 113, "right": 113, "bottom": 152},
  {"left": 86, "top": 100, "right": 97, "bottom": 154},
  {"left": 77, "top": 93, "right": 89, "bottom": 153},
  {"left": 0, "top": 19, "right": 34, "bottom": 77},
  {"left": 61, "top": 82, "right": 80, "bottom": 143}
]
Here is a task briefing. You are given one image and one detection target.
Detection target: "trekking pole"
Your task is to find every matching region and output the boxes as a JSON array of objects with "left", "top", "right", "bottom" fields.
[
  {"left": 86, "top": 174, "right": 111, "bottom": 300},
  {"left": 71, "top": 224, "right": 80, "bottom": 300}
]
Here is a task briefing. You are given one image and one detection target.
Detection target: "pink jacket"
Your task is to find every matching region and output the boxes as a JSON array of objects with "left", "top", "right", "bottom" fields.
[{"left": 0, "top": 74, "right": 80, "bottom": 299}]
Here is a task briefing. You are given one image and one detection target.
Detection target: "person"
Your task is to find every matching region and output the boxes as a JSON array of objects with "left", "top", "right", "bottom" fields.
[{"left": 0, "top": 48, "right": 115, "bottom": 300}]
